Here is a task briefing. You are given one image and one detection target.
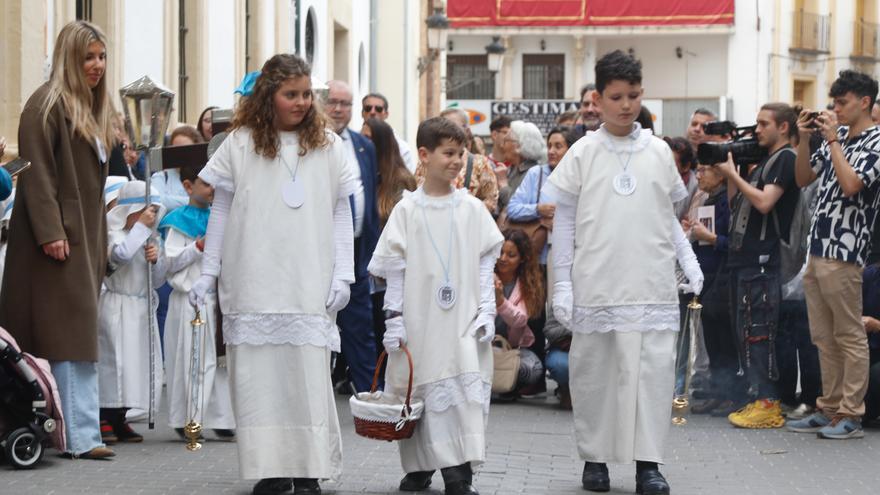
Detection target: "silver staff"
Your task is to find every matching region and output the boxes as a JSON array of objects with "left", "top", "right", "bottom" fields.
[{"left": 119, "top": 76, "right": 175, "bottom": 429}]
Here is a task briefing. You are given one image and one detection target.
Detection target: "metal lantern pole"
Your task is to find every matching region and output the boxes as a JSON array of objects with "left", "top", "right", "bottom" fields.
[{"left": 119, "top": 76, "right": 175, "bottom": 430}]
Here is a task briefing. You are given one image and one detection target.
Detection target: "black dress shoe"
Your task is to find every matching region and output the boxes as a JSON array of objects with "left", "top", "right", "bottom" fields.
[
  {"left": 293, "top": 478, "right": 321, "bottom": 494},
  {"left": 252, "top": 478, "right": 293, "bottom": 494},
  {"left": 582, "top": 462, "right": 610, "bottom": 492},
  {"left": 400, "top": 471, "right": 435, "bottom": 491},
  {"left": 690, "top": 398, "right": 722, "bottom": 415},
  {"left": 444, "top": 480, "right": 479, "bottom": 495},
  {"left": 636, "top": 469, "right": 670, "bottom": 495}
]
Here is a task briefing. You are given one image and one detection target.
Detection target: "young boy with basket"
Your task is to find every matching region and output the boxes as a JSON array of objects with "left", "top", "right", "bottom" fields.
[{"left": 367, "top": 117, "right": 503, "bottom": 495}]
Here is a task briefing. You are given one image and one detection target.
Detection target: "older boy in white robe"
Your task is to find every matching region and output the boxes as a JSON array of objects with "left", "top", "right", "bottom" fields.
[{"left": 547, "top": 51, "right": 703, "bottom": 495}]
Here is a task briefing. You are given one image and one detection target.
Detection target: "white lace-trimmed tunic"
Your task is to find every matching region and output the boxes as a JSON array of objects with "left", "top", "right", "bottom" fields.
[
  {"left": 369, "top": 188, "right": 503, "bottom": 472},
  {"left": 98, "top": 228, "right": 165, "bottom": 410},
  {"left": 546, "top": 125, "right": 688, "bottom": 334},
  {"left": 199, "top": 128, "right": 357, "bottom": 350}
]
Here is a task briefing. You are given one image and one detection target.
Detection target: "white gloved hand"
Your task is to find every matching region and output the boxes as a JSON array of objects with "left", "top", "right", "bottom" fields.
[
  {"left": 188, "top": 274, "right": 216, "bottom": 308},
  {"left": 383, "top": 316, "right": 407, "bottom": 352},
  {"left": 468, "top": 312, "right": 496, "bottom": 343},
  {"left": 552, "top": 280, "right": 574, "bottom": 330},
  {"left": 325, "top": 279, "right": 352, "bottom": 313},
  {"left": 679, "top": 267, "right": 705, "bottom": 296},
  {"left": 672, "top": 214, "right": 704, "bottom": 296}
]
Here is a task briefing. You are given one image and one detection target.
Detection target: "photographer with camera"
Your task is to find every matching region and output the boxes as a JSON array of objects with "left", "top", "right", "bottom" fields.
[
  {"left": 712, "top": 103, "right": 800, "bottom": 429},
  {"left": 787, "top": 70, "right": 880, "bottom": 440}
]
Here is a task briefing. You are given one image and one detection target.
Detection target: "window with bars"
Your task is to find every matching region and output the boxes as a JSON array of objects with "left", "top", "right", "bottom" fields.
[
  {"left": 446, "top": 55, "right": 496, "bottom": 100},
  {"left": 522, "top": 54, "right": 564, "bottom": 99}
]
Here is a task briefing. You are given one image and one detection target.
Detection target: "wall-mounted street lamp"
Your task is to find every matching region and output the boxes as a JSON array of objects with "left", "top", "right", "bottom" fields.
[
  {"left": 418, "top": 7, "right": 450, "bottom": 75},
  {"left": 485, "top": 36, "right": 506, "bottom": 73}
]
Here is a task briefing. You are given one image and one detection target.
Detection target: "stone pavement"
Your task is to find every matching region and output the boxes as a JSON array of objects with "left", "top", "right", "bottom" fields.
[{"left": 3, "top": 390, "right": 879, "bottom": 495}]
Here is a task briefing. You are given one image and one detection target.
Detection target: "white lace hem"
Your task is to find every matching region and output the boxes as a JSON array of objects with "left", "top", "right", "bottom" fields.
[
  {"left": 570, "top": 304, "right": 680, "bottom": 334},
  {"left": 394, "top": 373, "right": 492, "bottom": 416},
  {"left": 223, "top": 312, "right": 340, "bottom": 352}
]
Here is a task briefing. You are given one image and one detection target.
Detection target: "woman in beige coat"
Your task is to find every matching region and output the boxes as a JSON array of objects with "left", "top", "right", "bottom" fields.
[{"left": 0, "top": 21, "right": 116, "bottom": 459}]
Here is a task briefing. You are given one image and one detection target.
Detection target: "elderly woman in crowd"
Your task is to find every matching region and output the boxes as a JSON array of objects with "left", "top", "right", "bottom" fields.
[{"left": 497, "top": 120, "right": 547, "bottom": 214}]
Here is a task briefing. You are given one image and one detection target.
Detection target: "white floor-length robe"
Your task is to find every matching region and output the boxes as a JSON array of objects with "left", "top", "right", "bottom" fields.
[
  {"left": 162, "top": 224, "right": 235, "bottom": 430},
  {"left": 199, "top": 128, "right": 357, "bottom": 481},
  {"left": 369, "top": 188, "right": 503, "bottom": 473},
  {"left": 98, "top": 228, "right": 165, "bottom": 411},
  {"left": 546, "top": 123, "right": 691, "bottom": 464}
]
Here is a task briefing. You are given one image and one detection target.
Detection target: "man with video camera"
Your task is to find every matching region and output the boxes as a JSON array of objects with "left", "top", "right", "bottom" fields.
[
  {"left": 709, "top": 103, "right": 801, "bottom": 429},
  {"left": 787, "top": 70, "right": 880, "bottom": 440}
]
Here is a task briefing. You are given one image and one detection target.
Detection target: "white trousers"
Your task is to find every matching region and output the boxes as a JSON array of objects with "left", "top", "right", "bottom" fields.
[{"left": 570, "top": 330, "right": 676, "bottom": 464}]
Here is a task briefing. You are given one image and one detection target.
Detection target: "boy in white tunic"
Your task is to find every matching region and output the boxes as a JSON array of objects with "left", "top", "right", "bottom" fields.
[
  {"left": 369, "top": 117, "right": 503, "bottom": 495},
  {"left": 546, "top": 51, "right": 703, "bottom": 495},
  {"left": 189, "top": 54, "right": 356, "bottom": 495},
  {"left": 98, "top": 180, "right": 166, "bottom": 443},
  {"left": 159, "top": 165, "right": 235, "bottom": 441}
]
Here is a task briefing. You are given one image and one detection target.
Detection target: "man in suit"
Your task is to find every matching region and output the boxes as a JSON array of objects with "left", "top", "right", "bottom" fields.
[{"left": 326, "top": 80, "right": 380, "bottom": 393}]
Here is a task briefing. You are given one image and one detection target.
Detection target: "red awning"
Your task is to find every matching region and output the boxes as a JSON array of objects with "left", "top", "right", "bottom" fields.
[{"left": 448, "top": 0, "right": 735, "bottom": 27}]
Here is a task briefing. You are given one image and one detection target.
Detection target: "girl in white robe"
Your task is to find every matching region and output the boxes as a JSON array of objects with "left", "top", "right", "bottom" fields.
[
  {"left": 546, "top": 50, "right": 703, "bottom": 495},
  {"left": 188, "top": 54, "right": 357, "bottom": 495},
  {"left": 98, "top": 180, "right": 166, "bottom": 443},
  {"left": 368, "top": 117, "right": 503, "bottom": 495},
  {"left": 158, "top": 167, "right": 235, "bottom": 440}
]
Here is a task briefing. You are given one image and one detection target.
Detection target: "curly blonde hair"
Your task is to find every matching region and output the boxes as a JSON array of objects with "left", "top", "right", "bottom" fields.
[{"left": 231, "top": 54, "right": 329, "bottom": 158}]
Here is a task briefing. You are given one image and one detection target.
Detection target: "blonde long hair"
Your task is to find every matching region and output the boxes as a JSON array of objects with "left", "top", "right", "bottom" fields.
[{"left": 42, "top": 21, "right": 116, "bottom": 146}]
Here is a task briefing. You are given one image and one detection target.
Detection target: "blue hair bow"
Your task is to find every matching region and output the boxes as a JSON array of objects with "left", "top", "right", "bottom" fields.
[{"left": 234, "top": 71, "right": 261, "bottom": 97}]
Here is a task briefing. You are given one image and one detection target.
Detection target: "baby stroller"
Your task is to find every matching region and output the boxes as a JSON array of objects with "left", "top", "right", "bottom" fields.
[{"left": 0, "top": 327, "right": 65, "bottom": 469}]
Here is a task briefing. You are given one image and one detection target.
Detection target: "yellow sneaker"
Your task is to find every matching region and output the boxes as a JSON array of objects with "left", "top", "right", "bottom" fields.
[{"left": 728, "top": 399, "right": 785, "bottom": 429}]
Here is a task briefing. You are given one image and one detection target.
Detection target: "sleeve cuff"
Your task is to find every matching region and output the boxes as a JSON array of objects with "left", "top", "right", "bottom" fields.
[
  {"left": 199, "top": 167, "right": 234, "bottom": 193},
  {"left": 367, "top": 255, "right": 406, "bottom": 279},
  {"left": 670, "top": 182, "right": 689, "bottom": 203}
]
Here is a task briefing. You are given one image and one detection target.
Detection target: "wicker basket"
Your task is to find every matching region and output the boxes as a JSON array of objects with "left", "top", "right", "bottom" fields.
[{"left": 349, "top": 345, "right": 423, "bottom": 441}]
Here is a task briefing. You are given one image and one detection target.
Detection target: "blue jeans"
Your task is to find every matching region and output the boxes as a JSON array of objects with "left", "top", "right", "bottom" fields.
[
  {"left": 545, "top": 348, "right": 569, "bottom": 387},
  {"left": 50, "top": 360, "right": 104, "bottom": 455}
]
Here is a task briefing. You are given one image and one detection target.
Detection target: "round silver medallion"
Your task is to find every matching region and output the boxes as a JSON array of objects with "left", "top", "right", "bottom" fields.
[
  {"left": 613, "top": 172, "right": 637, "bottom": 196},
  {"left": 436, "top": 284, "right": 457, "bottom": 310}
]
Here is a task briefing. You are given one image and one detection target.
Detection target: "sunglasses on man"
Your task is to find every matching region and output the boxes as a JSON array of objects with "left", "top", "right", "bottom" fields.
[{"left": 363, "top": 105, "right": 385, "bottom": 113}]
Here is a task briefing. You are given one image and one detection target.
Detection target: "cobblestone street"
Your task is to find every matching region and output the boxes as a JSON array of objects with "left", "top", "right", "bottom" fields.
[{"left": 4, "top": 388, "right": 879, "bottom": 494}]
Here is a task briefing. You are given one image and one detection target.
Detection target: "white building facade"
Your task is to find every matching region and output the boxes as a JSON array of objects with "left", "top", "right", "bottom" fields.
[{"left": 0, "top": 0, "right": 426, "bottom": 154}]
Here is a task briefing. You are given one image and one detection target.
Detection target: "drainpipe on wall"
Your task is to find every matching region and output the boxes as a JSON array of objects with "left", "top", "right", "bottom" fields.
[
  {"left": 403, "top": 0, "right": 410, "bottom": 140},
  {"left": 294, "top": 0, "right": 301, "bottom": 55}
]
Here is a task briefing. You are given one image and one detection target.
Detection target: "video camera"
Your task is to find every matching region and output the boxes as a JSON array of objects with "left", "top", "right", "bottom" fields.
[{"left": 697, "top": 121, "right": 768, "bottom": 166}]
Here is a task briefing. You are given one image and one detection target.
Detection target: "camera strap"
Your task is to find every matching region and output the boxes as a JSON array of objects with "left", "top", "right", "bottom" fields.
[{"left": 729, "top": 147, "right": 793, "bottom": 252}]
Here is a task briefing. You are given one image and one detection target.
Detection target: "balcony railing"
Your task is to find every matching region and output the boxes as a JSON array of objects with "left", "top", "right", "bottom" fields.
[
  {"left": 791, "top": 9, "right": 831, "bottom": 54},
  {"left": 853, "top": 19, "right": 880, "bottom": 59}
]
